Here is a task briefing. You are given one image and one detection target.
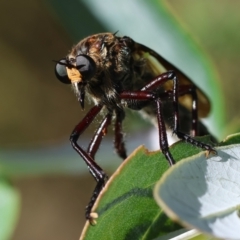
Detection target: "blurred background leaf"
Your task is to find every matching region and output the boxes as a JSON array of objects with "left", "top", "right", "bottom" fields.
[
  {"left": 0, "top": 0, "right": 239, "bottom": 239},
  {"left": 0, "top": 179, "right": 20, "bottom": 240}
]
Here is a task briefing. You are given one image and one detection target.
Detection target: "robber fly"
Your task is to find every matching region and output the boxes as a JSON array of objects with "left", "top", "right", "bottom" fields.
[{"left": 54, "top": 32, "right": 215, "bottom": 223}]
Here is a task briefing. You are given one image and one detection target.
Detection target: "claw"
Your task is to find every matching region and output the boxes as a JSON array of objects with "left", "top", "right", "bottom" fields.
[
  {"left": 205, "top": 148, "right": 217, "bottom": 158},
  {"left": 88, "top": 212, "right": 98, "bottom": 225}
]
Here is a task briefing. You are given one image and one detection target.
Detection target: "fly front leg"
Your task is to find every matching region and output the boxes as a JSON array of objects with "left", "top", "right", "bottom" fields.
[
  {"left": 87, "top": 112, "right": 112, "bottom": 159},
  {"left": 70, "top": 104, "right": 111, "bottom": 223},
  {"left": 114, "top": 110, "right": 127, "bottom": 159}
]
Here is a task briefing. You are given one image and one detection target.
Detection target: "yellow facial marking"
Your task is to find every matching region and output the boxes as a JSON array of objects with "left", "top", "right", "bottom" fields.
[{"left": 66, "top": 67, "right": 82, "bottom": 83}]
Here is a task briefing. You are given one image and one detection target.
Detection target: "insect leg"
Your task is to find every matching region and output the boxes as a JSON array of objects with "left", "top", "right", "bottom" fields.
[
  {"left": 140, "top": 70, "right": 214, "bottom": 151},
  {"left": 177, "top": 85, "right": 198, "bottom": 137},
  {"left": 114, "top": 110, "right": 127, "bottom": 159},
  {"left": 120, "top": 90, "right": 175, "bottom": 166},
  {"left": 189, "top": 86, "right": 198, "bottom": 137},
  {"left": 87, "top": 112, "right": 112, "bottom": 159},
  {"left": 156, "top": 98, "right": 175, "bottom": 165},
  {"left": 70, "top": 104, "right": 108, "bottom": 222},
  {"left": 121, "top": 71, "right": 215, "bottom": 164},
  {"left": 166, "top": 72, "right": 215, "bottom": 153},
  {"left": 142, "top": 71, "right": 212, "bottom": 138},
  {"left": 182, "top": 87, "right": 215, "bottom": 139}
]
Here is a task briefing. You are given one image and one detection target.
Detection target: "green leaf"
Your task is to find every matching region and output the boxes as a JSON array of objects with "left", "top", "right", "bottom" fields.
[
  {"left": 0, "top": 178, "right": 20, "bottom": 240},
  {"left": 154, "top": 133, "right": 240, "bottom": 239},
  {"left": 219, "top": 132, "right": 240, "bottom": 146},
  {"left": 80, "top": 136, "right": 215, "bottom": 240}
]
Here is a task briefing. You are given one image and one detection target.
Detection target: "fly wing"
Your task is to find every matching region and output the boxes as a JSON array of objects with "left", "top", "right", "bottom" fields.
[{"left": 132, "top": 42, "right": 210, "bottom": 118}]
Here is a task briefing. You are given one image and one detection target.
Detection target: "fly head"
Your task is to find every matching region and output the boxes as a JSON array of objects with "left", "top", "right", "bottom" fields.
[{"left": 55, "top": 54, "right": 96, "bottom": 109}]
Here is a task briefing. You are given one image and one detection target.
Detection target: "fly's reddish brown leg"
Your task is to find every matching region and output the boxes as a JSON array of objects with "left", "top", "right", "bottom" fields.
[
  {"left": 165, "top": 72, "right": 213, "bottom": 152},
  {"left": 121, "top": 71, "right": 215, "bottom": 165},
  {"left": 120, "top": 71, "right": 177, "bottom": 165},
  {"left": 141, "top": 71, "right": 199, "bottom": 137},
  {"left": 156, "top": 98, "right": 176, "bottom": 165},
  {"left": 87, "top": 112, "right": 112, "bottom": 159},
  {"left": 121, "top": 87, "right": 175, "bottom": 165},
  {"left": 114, "top": 110, "right": 127, "bottom": 159},
  {"left": 70, "top": 104, "right": 109, "bottom": 223},
  {"left": 177, "top": 85, "right": 198, "bottom": 137},
  {"left": 189, "top": 86, "right": 198, "bottom": 137}
]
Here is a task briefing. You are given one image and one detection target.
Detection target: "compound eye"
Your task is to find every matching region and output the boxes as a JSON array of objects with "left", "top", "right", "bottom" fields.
[
  {"left": 55, "top": 59, "right": 71, "bottom": 84},
  {"left": 75, "top": 55, "right": 96, "bottom": 79}
]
